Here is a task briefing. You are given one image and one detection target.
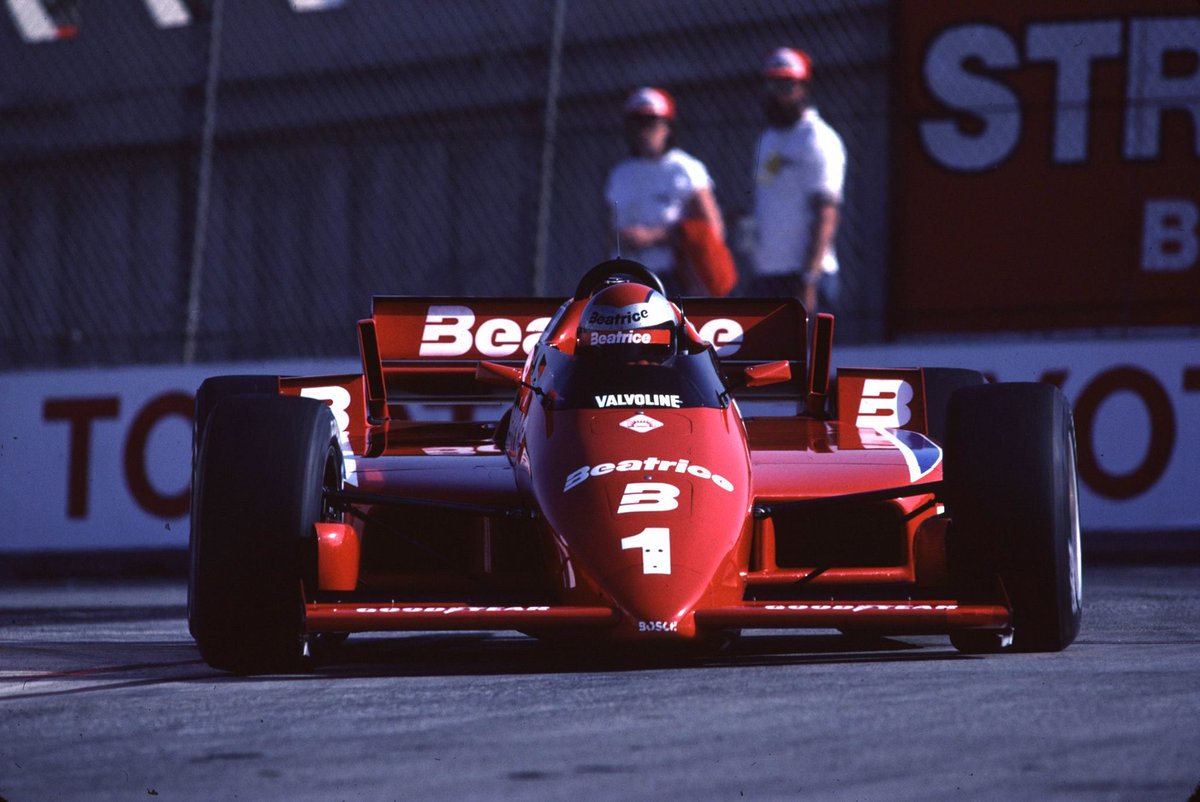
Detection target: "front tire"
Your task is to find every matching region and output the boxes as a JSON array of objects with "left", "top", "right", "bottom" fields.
[
  {"left": 189, "top": 395, "right": 342, "bottom": 673},
  {"left": 921, "top": 368, "right": 988, "bottom": 444},
  {"left": 944, "top": 383, "right": 1082, "bottom": 653}
]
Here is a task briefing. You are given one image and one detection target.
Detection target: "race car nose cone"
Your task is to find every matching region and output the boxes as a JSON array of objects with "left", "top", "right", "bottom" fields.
[{"left": 599, "top": 563, "right": 706, "bottom": 639}]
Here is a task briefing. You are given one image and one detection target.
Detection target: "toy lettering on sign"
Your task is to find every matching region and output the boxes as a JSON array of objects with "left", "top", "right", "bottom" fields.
[
  {"left": 920, "top": 18, "right": 1199, "bottom": 171},
  {"left": 42, "top": 393, "right": 191, "bottom": 519},
  {"left": 1059, "top": 365, "right": 1190, "bottom": 501}
]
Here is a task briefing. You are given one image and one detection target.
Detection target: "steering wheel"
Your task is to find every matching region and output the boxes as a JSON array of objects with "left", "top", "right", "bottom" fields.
[{"left": 572, "top": 258, "right": 667, "bottom": 301}]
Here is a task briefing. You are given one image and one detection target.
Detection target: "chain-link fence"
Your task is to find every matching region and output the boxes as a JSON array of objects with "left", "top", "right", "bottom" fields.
[{"left": 1, "top": 0, "right": 891, "bottom": 370}]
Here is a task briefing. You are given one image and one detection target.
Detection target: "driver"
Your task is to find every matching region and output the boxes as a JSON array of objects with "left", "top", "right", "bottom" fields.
[{"left": 576, "top": 282, "right": 681, "bottom": 364}]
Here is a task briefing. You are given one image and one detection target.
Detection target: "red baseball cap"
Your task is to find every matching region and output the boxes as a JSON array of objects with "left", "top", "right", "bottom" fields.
[
  {"left": 623, "top": 87, "right": 676, "bottom": 119},
  {"left": 762, "top": 47, "right": 812, "bottom": 81}
]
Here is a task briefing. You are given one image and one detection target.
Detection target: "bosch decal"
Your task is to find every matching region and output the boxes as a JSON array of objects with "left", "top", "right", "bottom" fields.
[{"left": 638, "top": 620, "right": 680, "bottom": 633}]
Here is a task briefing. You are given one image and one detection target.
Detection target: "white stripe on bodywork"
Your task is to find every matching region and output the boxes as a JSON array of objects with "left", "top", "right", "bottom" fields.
[{"left": 872, "top": 427, "right": 942, "bottom": 483}]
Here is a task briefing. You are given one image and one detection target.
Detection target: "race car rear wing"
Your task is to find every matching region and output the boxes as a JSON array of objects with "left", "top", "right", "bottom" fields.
[{"left": 359, "top": 295, "right": 812, "bottom": 406}]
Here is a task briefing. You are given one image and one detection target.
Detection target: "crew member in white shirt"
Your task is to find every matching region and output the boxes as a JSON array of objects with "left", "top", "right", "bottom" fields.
[
  {"left": 750, "top": 48, "right": 846, "bottom": 315},
  {"left": 605, "top": 86, "right": 725, "bottom": 296}
]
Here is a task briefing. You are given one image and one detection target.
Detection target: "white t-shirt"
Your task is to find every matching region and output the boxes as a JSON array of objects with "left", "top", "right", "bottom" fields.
[
  {"left": 753, "top": 107, "right": 846, "bottom": 276},
  {"left": 604, "top": 148, "right": 713, "bottom": 273}
]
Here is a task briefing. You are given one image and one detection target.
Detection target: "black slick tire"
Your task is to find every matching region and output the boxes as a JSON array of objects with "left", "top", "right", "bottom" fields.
[
  {"left": 192, "top": 375, "right": 280, "bottom": 456},
  {"left": 921, "top": 368, "right": 987, "bottom": 444},
  {"left": 944, "top": 382, "right": 1083, "bottom": 653},
  {"left": 189, "top": 394, "right": 342, "bottom": 673}
]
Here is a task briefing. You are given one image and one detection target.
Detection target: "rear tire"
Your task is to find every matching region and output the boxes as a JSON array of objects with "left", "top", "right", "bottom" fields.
[
  {"left": 944, "top": 383, "right": 1082, "bottom": 653},
  {"left": 193, "top": 375, "right": 281, "bottom": 452},
  {"left": 189, "top": 395, "right": 342, "bottom": 673}
]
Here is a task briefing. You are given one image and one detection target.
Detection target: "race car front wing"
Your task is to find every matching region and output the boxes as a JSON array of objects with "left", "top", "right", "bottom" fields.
[{"left": 302, "top": 600, "right": 1009, "bottom": 635}]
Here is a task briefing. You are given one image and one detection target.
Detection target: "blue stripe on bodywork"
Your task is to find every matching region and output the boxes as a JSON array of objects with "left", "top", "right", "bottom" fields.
[{"left": 875, "top": 428, "right": 943, "bottom": 482}]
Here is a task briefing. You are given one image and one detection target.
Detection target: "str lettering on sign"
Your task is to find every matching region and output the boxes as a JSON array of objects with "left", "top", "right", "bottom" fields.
[{"left": 920, "top": 16, "right": 1200, "bottom": 171}]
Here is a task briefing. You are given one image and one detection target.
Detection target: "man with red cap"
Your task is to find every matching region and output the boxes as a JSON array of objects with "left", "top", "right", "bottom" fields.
[
  {"left": 750, "top": 48, "right": 846, "bottom": 315},
  {"left": 605, "top": 86, "right": 727, "bottom": 296}
]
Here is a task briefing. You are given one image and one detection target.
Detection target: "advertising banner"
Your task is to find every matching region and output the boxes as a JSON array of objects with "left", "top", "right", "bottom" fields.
[
  {"left": 891, "top": 0, "right": 1200, "bottom": 333},
  {"left": 0, "top": 360, "right": 355, "bottom": 553},
  {"left": 1, "top": 338, "right": 1197, "bottom": 553}
]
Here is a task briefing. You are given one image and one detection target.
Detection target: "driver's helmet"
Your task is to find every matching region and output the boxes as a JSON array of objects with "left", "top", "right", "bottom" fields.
[{"left": 576, "top": 282, "right": 680, "bottom": 364}]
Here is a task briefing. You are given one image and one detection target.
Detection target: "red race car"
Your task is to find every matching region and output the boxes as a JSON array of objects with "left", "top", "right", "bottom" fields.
[{"left": 188, "top": 259, "right": 1082, "bottom": 672}]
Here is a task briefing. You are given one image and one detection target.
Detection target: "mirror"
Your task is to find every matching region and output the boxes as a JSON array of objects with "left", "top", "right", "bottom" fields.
[
  {"left": 475, "top": 361, "right": 524, "bottom": 389},
  {"left": 743, "top": 360, "right": 792, "bottom": 388}
]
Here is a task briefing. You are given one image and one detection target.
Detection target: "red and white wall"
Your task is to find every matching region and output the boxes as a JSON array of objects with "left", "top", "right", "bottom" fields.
[{"left": 1, "top": 337, "right": 1196, "bottom": 553}]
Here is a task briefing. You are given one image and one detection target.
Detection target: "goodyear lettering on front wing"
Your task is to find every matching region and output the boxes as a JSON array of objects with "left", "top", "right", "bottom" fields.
[
  {"left": 354, "top": 606, "right": 551, "bottom": 614},
  {"left": 764, "top": 604, "right": 958, "bottom": 612}
]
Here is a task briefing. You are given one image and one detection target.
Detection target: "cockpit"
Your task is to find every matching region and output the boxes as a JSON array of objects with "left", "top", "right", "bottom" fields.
[{"left": 529, "top": 259, "right": 731, "bottom": 411}]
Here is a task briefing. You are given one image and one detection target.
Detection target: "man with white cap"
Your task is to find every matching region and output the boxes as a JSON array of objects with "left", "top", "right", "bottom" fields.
[
  {"left": 605, "top": 86, "right": 726, "bottom": 296},
  {"left": 750, "top": 48, "right": 846, "bottom": 315}
]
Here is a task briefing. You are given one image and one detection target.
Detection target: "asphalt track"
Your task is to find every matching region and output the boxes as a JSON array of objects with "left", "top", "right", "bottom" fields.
[{"left": 1, "top": 564, "right": 1198, "bottom": 801}]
